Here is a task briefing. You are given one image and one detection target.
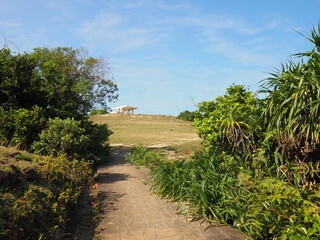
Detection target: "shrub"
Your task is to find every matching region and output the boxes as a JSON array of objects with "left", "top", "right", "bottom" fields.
[
  {"left": 132, "top": 146, "right": 320, "bottom": 239},
  {"left": 32, "top": 117, "right": 90, "bottom": 158},
  {"left": 0, "top": 155, "right": 92, "bottom": 239},
  {"left": 90, "top": 109, "right": 108, "bottom": 115},
  {"left": 193, "top": 85, "right": 263, "bottom": 158},
  {"left": 32, "top": 117, "right": 112, "bottom": 163},
  {"left": 222, "top": 175, "right": 320, "bottom": 240},
  {"left": 151, "top": 149, "right": 238, "bottom": 218},
  {"left": 261, "top": 24, "right": 320, "bottom": 167},
  {"left": 0, "top": 106, "right": 46, "bottom": 149},
  {"left": 177, "top": 110, "right": 195, "bottom": 122},
  {"left": 125, "top": 145, "right": 163, "bottom": 167},
  {"left": 80, "top": 119, "right": 112, "bottom": 165}
]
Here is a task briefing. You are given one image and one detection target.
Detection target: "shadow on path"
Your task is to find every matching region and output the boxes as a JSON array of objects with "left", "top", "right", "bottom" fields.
[
  {"left": 98, "top": 172, "right": 130, "bottom": 184},
  {"left": 97, "top": 191, "right": 127, "bottom": 213}
]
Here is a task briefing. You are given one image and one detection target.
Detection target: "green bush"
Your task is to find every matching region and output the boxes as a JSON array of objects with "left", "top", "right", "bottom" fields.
[
  {"left": 90, "top": 109, "right": 108, "bottom": 115},
  {"left": 131, "top": 146, "right": 320, "bottom": 239},
  {"left": 0, "top": 106, "right": 46, "bottom": 149},
  {"left": 194, "top": 85, "right": 263, "bottom": 158},
  {"left": 32, "top": 117, "right": 90, "bottom": 158},
  {"left": 222, "top": 175, "right": 320, "bottom": 240},
  {"left": 32, "top": 118, "right": 112, "bottom": 163},
  {"left": 125, "top": 145, "right": 163, "bottom": 167},
  {"left": 151, "top": 149, "right": 238, "bottom": 218},
  {"left": 32, "top": 118, "right": 111, "bottom": 163},
  {"left": 177, "top": 110, "right": 195, "bottom": 122},
  {"left": 80, "top": 119, "right": 112, "bottom": 164},
  {"left": 0, "top": 155, "right": 92, "bottom": 240}
]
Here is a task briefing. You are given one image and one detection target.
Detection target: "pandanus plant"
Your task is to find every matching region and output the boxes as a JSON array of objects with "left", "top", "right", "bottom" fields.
[
  {"left": 262, "top": 25, "right": 320, "bottom": 158},
  {"left": 261, "top": 25, "right": 320, "bottom": 183}
]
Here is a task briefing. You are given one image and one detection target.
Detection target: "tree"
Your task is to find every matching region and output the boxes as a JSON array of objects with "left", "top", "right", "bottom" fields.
[
  {"left": 0, "top": 47, "right": 118, "bottom": 119},
  {"left": 0, "top": 48, "right": 39, "bottom": 110},
  {"left": 0, "top": 47, "right": 118, "bottom": 151}
]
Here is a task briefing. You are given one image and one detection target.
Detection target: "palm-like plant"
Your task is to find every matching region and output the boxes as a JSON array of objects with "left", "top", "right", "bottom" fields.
[
  {"left": 220, "top": 104, "right": 256, "bottom": 154},
  {"left": 194, "top": 85, "right": 262, "bottom": 157},
  {"left": 261, "top": 25, "right": 320, "bottom": 162}
]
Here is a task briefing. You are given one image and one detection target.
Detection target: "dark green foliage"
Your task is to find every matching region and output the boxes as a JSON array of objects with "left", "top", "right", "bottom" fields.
[
  {"left": 177, "top": 110, "right": 195, "bottom": 122},
  {"left": 151, "top": 149, "right": 238, "bottom": 218},
  {"left": 0, "top": 47, "right": 118, "bottom": 118},
  {"left": 0, "top": 48, "right": 39, "bottom": 110},
  {"left": 0, "top": 47, "right": 117, "bottom": 156},
  {"left": 0, "top": 46, "right": 115, "bottom": 239},
  {"left": 79, "top": 118, "right": 112, "bottom": 164},
  {"left": 32, "top": 117, "right": 111, "bottom": 163},
  {"left": 132, "top": 146, "right": 320, "bottom": 239},
  {"left": 0, "top": 106, "right": 46, "bottom": 149},
  {"left": 32, "top": 118, "right": 90, "bottom": 158},
  {"left": 226, "top": 175, "right": 320, "bottom": 240}
]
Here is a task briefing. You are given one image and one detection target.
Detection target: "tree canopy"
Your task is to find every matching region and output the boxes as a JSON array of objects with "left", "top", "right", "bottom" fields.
[
  {"left": 0, "top": 47, "right": 117, "bottom": 151},
  {"left": 0, "top": 47, "right": 118, "bottom": 119}
]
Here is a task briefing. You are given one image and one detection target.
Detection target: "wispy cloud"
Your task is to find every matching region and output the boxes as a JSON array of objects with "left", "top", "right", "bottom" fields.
[
  {"left": 201, "top": 33, "right": 276, "bottom": 66},
  {"left": 123, "top": 0, "right": 189, "bottom": 11},
  {"left": 76, "top": 12, "right": 165, "bottom": 52},
  {"left": 179, "top": 14, "right": 288, "bottom": 67},
  {"left": 182, "top": 15, "right": 261, "bottom": 35},
  {"left": 0, "top": 20, "right": 20, "bottom": 28}
]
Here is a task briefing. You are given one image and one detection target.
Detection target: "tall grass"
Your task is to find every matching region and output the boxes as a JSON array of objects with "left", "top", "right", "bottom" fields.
[
  {"left": 151, "top": 150, "right": 238, "bottom": 220},
  {"left": 127, "top": 146, "right": 320, "bottom": 239}
]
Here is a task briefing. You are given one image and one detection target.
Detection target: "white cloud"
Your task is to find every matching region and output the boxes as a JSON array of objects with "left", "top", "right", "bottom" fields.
[
  {"left": 203, "top": 34, "right": 276, "bottom": 67},
  {"left": 76, "top": 12, "right": 163, "bottom": 52},
  {"left": 176, "top": 14, "right": 289, "bottom": 67}
]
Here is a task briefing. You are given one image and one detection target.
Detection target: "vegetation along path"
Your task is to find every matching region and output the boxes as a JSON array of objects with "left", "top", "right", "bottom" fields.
[{"left": 94, "top": 148, "right": 245, "bottom": 240}]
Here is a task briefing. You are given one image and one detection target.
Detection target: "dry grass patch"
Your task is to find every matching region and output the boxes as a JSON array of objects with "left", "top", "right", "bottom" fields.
[
  {"left": 0, "top": 146, "right": 37, "bottom": 171},
  {"left": 90, "top": 114, "right": 202, "bottom": 157}
]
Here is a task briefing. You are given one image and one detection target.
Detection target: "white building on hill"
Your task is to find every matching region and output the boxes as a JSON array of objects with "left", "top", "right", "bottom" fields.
[{"left": 111, "top": 105, "right": 138, "bottom": 114}]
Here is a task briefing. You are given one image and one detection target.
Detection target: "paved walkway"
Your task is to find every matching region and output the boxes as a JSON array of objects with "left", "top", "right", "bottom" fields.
[{"left": 95, "top": 148, "right": 245, "bottom": 240}]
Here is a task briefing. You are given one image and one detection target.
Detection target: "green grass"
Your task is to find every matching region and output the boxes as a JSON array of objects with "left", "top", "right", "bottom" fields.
[{"left": 90, "top": 114, "right": 202, "bottom": 156}]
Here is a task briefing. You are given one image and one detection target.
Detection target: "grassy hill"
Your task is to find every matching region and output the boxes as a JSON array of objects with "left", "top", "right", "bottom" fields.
[{"left": 90, "top": 114, "right": 202, "bottom": 156}]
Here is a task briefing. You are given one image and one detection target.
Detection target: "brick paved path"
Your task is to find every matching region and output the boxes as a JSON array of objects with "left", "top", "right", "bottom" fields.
[{"left": 95, "top": 148, "right": 245, "bottom": 240}]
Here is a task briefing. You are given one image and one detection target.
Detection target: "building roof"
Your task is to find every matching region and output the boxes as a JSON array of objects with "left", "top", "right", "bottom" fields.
[{"left": 112, "top": 105, "right": 138, "bottom": 111}]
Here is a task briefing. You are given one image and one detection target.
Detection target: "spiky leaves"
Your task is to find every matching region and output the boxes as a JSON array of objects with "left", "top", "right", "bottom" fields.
[
  {"left": 261, "top": 25, "right": 320, "bottom": 161},
  {"left": 194, "top": 85, "right": 262, "bottom": 157}
]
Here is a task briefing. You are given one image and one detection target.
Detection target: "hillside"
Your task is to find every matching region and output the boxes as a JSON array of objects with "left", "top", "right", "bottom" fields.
[{"left": 90, "top": 114, "right": 202, "bottom": 155}]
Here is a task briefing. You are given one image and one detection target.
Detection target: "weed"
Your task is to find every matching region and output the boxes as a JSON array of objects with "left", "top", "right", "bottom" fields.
[
  {"left": 16, "top": 153, "right": 32, "bottom": 161},
  {"left": 125, "top": 145, "right": 164, "bottom": 167}
]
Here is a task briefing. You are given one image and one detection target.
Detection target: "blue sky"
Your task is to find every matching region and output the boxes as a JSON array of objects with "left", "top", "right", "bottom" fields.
[{"left": 1, "top": 0, "right": 319, "bottom": 115}]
